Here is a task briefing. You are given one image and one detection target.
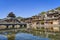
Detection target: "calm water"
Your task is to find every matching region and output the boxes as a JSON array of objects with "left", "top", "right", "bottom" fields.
[
  {"left": 0, "top": 33, "right": 50, "bottom": 40},
  {"left": 0, "top": 35, "right": 7, "bottom": 40},
  {"left": 15, "top": 33, "right": 50, "bottom": 40}
]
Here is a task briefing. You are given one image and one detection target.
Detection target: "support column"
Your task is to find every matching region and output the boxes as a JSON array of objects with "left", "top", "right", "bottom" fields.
[
  {"left": 6, "top": 25, "right": 9, "bottom": 29},
  {"left": 12, "top": 25, "right": 15, "bottom": 29},
  {"left": 20, "top": 25, "right": 22, "bottom": 28},
  {"left": 24, "top": 24, "right": 27, "bottom": 28},
  {"left": 12, "top": 25, "right": 15, "bottom": 32}
]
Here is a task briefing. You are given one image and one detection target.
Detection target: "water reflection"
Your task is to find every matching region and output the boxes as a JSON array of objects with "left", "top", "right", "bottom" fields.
[
  {"left": 15, "top": 33, "right": 50, "bottom": 40},
  {"left": 0, "top": 35, "right": 7, "bottom": 40},
  {"left": 0, "top": 30, "right": 60, "bottom": 40},
  {"left": 0, "top": 33, "right": 50, "bottom": 40}
]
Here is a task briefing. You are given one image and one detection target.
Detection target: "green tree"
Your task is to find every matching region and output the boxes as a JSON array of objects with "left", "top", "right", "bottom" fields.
[
  {"left": 55, "top": 7, "right": 60, "bottom": 10},
  {"left": 40, "top": 12, "right": 46, "bottom": 15},
  {"left": 49, "top": 9, "right": 54, "bottom": 12}
]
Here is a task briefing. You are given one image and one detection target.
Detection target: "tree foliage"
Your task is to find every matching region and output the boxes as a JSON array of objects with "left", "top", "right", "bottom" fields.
[
  {"left": 40, "top": 12, "right": 46, "bottom": 15},
  {"left": 55, "top": 7, "right": 60, "bottom": 10},
  {"left": 49, "top": 9, "right": 54, "bottom": 12}
]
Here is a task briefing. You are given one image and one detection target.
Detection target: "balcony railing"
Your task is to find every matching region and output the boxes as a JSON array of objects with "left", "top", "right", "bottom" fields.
[
  {"left": 44, "top": 17, "right": 58, "bottom": 20},
  {"left": 35, "top": 24, "right": 60, "bottom": 27}
]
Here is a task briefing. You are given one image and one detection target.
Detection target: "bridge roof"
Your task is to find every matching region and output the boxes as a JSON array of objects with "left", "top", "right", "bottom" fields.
[{"left": 0, "top": 17, "right": 27, "bottom": 25}]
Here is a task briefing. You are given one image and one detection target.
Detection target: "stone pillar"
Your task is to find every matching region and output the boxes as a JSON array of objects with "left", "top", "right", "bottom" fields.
[
  {"left": 24, "top": 24, "right": 27, "bottom": 28},
  {"left": 6, "top": 25, "right": 9, "bottom": 29},
  {"left": 12, "top": 25, "right": 15, "bottom": 29},
  {"left": 20, "top": 25, "right": 22, "bottom": 28}
]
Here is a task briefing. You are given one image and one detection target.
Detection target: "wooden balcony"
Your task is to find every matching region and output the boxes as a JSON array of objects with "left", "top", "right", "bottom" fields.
[
  {"left": 36, "top": 24, "right": 60, "bottom": 28},
  {"left": 44, "top": 17, "right": 58, "bottom": 20}
]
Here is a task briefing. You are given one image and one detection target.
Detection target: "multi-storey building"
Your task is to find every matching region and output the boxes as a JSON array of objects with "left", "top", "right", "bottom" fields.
[
  {"left": 21, "top": 10, "right": 60, "bottom": 31},
  {"left": 44, "top": 10, "right": 60, "bottom": 31}
]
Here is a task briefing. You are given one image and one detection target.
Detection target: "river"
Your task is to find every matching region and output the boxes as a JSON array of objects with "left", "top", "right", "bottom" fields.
[
  {"left": 0, "top": 33, "right": 50, "bottom": 40},
  {"left": 0, "top": 29, "right": 60, "bottom": 40}
]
